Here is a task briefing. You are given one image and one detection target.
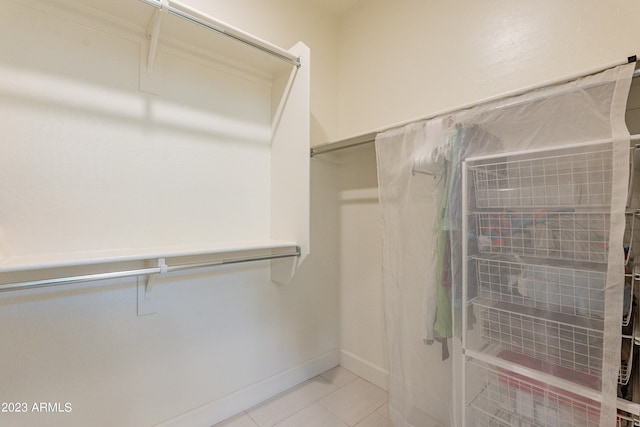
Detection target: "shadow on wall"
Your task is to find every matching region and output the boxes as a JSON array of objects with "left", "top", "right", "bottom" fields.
[
  {"left": 337, "top": 143, "right": 379, "bottom": 194},
  {"left": 0, "top": 64, "right": 270, "bottom": 148},
  {"left": 0, "top": 0, "right": 275, "bottom": 148}
]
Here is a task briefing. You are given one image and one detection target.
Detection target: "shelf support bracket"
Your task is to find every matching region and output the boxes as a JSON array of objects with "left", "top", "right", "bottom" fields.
[
  {"left": 146, "top": 0, "right": 167, "bottom": 76},
  {"left": 138, "top": 257, "right": 166, "bottom": 316},
  {"left": 139, "top": 0, "right": 167, "bottom": 94},
  {"left": 146, "top": 257, "right": 167, "bottom": 296}
]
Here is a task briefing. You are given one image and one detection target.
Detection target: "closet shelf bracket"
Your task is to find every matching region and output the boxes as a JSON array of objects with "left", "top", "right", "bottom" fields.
[
  {"left": 138, "top": 0, "right": 301, "bottom": 68},
  {"left": 140, "top": 0, "right": 168, "bottom": 94},
  {"left": 145, "top": 257, "right": 167, "bottom": 296},
  {"left": 145, "top": 0, "right": 167, "bottom": 76}
]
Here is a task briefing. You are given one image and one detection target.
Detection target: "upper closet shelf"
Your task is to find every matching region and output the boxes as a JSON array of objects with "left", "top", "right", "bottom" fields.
[
  {"left": 311, "top": 68, "right": 640, "bottom": 158},
  {"left": 35, "top": 0, "right": 300, "bottom": 76},
  {"left": 138, "top": 0, "right": 300, "bottom": 67}
]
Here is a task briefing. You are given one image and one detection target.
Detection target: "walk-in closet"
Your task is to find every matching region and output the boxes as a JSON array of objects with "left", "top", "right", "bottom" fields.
[{"left": 3, "top": 0, "right": 640, "bottom": 426}]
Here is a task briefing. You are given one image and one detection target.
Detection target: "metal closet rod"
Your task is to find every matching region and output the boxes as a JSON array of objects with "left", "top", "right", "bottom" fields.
[
  {"left": 311, "top": 130, "right": 640, "bottom": 159},
  {"left": 137, "top": 0, "right": 301, "bottom": 67},
  {"left": 311, "top": 63, "right": 640, "bottom": 157},
  {"left": 0, "top": 247, "right": 301, "bottom": 293}
]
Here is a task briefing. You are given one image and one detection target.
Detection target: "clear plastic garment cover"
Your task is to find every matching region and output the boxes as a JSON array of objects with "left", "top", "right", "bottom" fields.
[{"left": 375, "top": 63, "right": 634, "bottom": 426}]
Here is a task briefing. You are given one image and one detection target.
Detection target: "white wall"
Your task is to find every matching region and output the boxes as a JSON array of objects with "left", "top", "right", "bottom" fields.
[
  {"left": 0, "top": 1, "right": 340, "bottom": 426},
  {"left": 336, "top": 0, "right": 640, "bottom": 138},
  {"left": 333, "top": 1, "right": 640, "bottom": 424},
  {"left": 334, "top": 145, "right": 388, "bottom": 389},
  {"left": 189, "top": 0, "right": 341, "bottom": 146}
]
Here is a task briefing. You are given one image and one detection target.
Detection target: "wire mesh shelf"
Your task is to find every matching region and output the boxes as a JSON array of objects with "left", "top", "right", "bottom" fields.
[
  {"left": 473, "top": 411, "right": 511, "bottom": 427},
  {"left": 619, "top": 334, "right": 634, "bottom": 386},
  {"left": 617, "top": 411, "right": 638, "bottom": 427},
  {"left": 464, "top": 144, "right": 629, "bottom": 424},
  {"left": 624, "top": 211, "right": 638, "bottom": 267},
  {"left": 476, "top": 302, "right": 603, "bottom": 379},
  {"left": 623, "top": 268, "right": 635, "bottom": 328},
  {"left": 473, "top": 211, "right": 610, "bottom": 263},
  {"left": 469, "top": 149, "right": 613, "bottom": 209},
  {"left": 468, "top": 360, "right": 601, "bottom": 427},
  {"left": 474, "top": 258, "right": 606, "bottom": 320}
]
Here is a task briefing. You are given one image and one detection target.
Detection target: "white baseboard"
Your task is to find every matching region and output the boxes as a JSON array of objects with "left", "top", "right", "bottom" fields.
[
  {"left": 339, "top": 350, "right": 388, "bottom": 391},
  {"left": 157, "top": 349, "right": 340, "bottom": 427}
]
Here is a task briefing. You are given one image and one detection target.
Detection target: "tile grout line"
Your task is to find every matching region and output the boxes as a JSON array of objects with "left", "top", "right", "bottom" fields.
[
  {"left": 316, "top": 377, "right": 389, "bottom": 427},
  {"left": 256, "top": 375, "right": 344, "bottom": 427},
  {"left": 274, "top": 386, "right": 334, "bottom": 427},
  {"left": 317, "top": 370, "right": 364, "bottom": 426},
  {"left": 244, "top": 376, "right": 330, "bottom": 426},
  {"left": 217, "top": 368, "right": 379, "bottom": 427},
  {"left": 374, "top": 401, "right": 390, "bottom": 419},
  {"left": 319, "top": 373, "right": 359, "bottom": 389},
  {"left": 270, "top": 371, "right": 363, "bottom": 427},
  {"left": 245, "top": 410, "right": 259, "bottom": 427},
  {"left": 346, "top": 398, "right": 390, "bottom": 427}
]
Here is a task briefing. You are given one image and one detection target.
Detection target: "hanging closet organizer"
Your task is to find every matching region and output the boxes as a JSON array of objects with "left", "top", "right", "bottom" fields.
[{"left": 374, "top": 63, "right": 635, "bottom": 427}]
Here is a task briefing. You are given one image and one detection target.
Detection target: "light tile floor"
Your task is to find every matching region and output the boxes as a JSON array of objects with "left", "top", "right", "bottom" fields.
[{"left": 214, "top": 366, "right": 393, "bottom": 427}]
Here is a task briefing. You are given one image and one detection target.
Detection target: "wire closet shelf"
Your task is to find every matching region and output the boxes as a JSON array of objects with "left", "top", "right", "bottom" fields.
[{"left": 468, "top": 145, "right": 613, "bottom": 263}]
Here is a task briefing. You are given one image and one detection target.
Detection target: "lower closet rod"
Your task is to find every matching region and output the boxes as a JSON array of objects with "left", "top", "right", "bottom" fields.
[{"left": 0, "top": 248, "right": 301, "bottom": 293}]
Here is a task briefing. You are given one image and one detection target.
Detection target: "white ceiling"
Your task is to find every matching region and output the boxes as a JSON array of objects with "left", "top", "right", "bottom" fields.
[{"left": 304, "top": 0, "right": 360, "bottom": 16}]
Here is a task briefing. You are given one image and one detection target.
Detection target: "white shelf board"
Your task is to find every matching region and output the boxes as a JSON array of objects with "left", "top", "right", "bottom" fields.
[
  {"left": 38, "top": 0, "right": 298, "bottom": 76},
  {"left": 0, "top": 240, "right": 299, "bottom": 274}
]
